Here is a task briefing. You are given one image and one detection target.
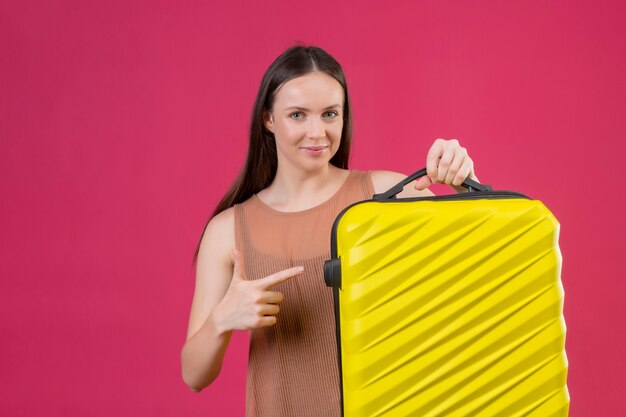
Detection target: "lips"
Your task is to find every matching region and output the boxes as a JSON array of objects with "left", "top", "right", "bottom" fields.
[
  {"left": 301, "top": 145, "right": 329, "bottom": 156},
  {"left": 301, "top": 145, "right": 328, "bottom": 151}
]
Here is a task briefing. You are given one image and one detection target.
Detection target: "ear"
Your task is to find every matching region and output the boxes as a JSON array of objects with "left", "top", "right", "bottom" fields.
[{"left": 263, "top": 111, "right": 274, "bottom": 133}]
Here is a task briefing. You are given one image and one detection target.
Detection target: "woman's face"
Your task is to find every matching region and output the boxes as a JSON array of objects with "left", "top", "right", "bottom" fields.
[{"left": 264, "top": 71, "right": 344, "bottom": 173}]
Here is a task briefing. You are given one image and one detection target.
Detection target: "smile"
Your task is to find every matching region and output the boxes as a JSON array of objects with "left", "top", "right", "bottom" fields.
[{"left": 301, "top": 145, "right": 329, "bottom": 155}]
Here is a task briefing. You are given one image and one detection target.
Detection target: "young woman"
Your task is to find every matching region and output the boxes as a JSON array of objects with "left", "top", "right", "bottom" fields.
[{"left": 181, "top": 45, "right": 478, "bottom": 416}]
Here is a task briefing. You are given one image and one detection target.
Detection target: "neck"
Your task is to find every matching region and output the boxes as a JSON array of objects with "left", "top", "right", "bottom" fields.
[
  {"left": 259, "top": 162, "right": 344, "bottom": 212},
  {"left": 272, "top": 163, "right": 336, "bottom": 197}
]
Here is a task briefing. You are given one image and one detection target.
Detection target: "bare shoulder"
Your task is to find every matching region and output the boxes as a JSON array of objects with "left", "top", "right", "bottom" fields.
[
  {"left": 370, "top": 170, "right": 434, "bottom": 198},
  {"left": 370, "top": 170, "right": 408, "bottom": 194},
  {"left": 199, "top": 207, "right": 235, "bottom": 265},
  {"left": 204, "top": 207, "right": 235, "bottom": 243}
]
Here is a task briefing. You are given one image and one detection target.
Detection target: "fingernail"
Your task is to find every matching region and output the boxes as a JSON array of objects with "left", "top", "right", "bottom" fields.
[{"left": 296, "top": 266, "right": 304, "bottom": 272}]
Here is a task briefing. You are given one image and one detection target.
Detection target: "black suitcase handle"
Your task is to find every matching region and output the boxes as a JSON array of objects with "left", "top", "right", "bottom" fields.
[{"left": 372, "top": 167, "right": 492, "bottom": 200}]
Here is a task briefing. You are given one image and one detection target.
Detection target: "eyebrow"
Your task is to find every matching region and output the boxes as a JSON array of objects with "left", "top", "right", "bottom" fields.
[{"left": 284, "top": 104, "right": 342, "bottom": 111}]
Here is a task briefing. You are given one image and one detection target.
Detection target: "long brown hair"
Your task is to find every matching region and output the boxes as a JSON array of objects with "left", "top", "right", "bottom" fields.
[{"left": 192, "top": 44, "right": 353, "bottom": 266}]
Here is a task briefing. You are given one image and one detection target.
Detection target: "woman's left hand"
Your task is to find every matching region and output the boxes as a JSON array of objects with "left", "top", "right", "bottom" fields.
[{"left": 414, "top": 138, "right": 479, "bottom": 193}]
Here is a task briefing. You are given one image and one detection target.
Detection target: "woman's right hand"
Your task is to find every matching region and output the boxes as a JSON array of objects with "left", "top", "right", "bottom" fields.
[{"left": 211, "top": 248, "right": 305, "bottom": 333}]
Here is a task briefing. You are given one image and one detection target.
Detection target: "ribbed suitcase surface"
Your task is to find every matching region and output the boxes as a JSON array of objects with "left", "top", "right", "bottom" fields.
[{"left": 325, "top": 175, "right": 569, "bottom": 417}]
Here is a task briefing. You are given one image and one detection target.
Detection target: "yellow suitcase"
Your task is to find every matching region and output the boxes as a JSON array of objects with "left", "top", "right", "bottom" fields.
[{"left": 324, "top": 168, "right": 569, "bottom": 417}]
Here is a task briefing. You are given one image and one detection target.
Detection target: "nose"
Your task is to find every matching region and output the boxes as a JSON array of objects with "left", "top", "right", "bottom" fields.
[{"left": 307, "top": 117, "right": 325, "bottom": 139}]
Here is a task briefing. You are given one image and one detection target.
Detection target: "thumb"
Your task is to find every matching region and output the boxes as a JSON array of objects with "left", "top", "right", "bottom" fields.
[
  {"left": 231, "top": 248, "right": 246, "bottom": 280},
  {"left": 414, "top": 176, "right": 432, "bottom": 191}
]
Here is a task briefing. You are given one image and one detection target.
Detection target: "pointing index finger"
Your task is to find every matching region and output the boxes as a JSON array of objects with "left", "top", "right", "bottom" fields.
[{"left": 254, "top": 266, "right": 305, "bottom": 289}]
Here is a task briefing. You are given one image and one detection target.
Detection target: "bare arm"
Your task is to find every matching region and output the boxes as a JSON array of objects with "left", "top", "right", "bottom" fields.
[
  {"left": 181, "top": 208, "right": 235, "bottom": 392},
  {"left": 180, "top": 207, "right": 305, "bottom": 393}
]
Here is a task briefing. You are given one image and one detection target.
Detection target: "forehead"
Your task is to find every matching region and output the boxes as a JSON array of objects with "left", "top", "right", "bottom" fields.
[{"left": 273, "top": 72, "right": 344, "bottom": 109}]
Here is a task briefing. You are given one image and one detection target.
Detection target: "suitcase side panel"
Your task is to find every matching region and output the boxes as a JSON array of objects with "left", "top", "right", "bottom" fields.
[{"left": 335, "top": 198, "right": 568, "bottom": 417}]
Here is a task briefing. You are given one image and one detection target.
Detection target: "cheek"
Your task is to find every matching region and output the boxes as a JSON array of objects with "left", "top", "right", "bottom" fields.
[
  {"left": 274, "top": 124, "right": 305, "bottom": 149},
  {"left": 277, "top": 122, "right": 303, "bottom": 139},
  {"left": 332, "top": 122, "right": 344, "bottom": 140}
]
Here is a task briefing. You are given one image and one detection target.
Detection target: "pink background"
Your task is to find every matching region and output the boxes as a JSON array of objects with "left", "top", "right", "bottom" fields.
[{"left": 1, "top": 1, "right": 625, "bottom": 415}]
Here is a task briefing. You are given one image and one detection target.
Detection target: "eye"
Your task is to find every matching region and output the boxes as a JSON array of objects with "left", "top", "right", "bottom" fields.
[
  {"left": 324, "top": 111, "right": 339, "bottom": 118},
  {"left": 289, "top": 112, "right": 304, "bottom": 120}
]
